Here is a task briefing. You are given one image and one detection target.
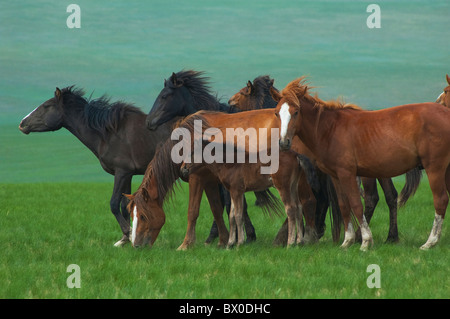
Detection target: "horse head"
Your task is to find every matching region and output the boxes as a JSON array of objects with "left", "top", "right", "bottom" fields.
[
  {"left": 146, "top": 71, "right": 199, "bottom": 130},
  {"left": 436, "top": 74, "right": 450, "bottom": 108},
  {"left": 272, "top": 79, "right": 307, "bottom": 151},
  {"left": 229, "top": 76, "right": 277, "bottom": 111},
  {"left": 19, "top": 87, "right": 67, "bottom": 134},
  {"left": 125, "top": 189, "right": 165, "bottom": 248}
]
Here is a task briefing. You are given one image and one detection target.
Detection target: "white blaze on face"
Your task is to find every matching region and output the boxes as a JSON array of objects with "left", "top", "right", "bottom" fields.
[
  {"left": 131, "top": 206, "right": 138, "bottom": 245},
  {"left": 279, "top": 102, "right": 291, "bottom": 139},
  {"left": 21, "top": 106, "right": 39, "bottom": 122}
]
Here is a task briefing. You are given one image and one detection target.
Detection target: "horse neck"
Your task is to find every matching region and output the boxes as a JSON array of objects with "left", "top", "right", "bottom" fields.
[
  {"left": 61, "top": 105, "right": 104, "bottom": 158},
  {"left": 296, "top": 101, "right": 337, "bottom": 156}
]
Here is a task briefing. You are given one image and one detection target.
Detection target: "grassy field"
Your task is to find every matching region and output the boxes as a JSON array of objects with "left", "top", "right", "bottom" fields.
[
  {"left": 0, "top": 181, "right": 448, "bottom": 299},
  {"left": 1, "top": 1, "right": 449, "bottom": 300}
]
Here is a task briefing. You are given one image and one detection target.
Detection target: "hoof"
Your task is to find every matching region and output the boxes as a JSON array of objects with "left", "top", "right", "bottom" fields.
[{"left": 114, "top": 235, "right": 130, "bottom": 247}]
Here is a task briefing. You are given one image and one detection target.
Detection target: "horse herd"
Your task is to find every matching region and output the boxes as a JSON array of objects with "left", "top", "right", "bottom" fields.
[{"left": 19, "top": 71, "right": 450, "bottom": 251}]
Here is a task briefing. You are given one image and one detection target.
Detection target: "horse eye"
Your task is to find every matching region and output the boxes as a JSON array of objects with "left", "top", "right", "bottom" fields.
[
  {"left": 275, "top": 112, "right": 279, "bottom": 117},
  {"left": 294, "top": 111, "right": 299, "bottom": 116}
]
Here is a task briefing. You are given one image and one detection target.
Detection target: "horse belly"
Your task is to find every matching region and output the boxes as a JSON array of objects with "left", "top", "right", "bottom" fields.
[{"left": 355, "top": 150, "right": 419, "bottom": 178}]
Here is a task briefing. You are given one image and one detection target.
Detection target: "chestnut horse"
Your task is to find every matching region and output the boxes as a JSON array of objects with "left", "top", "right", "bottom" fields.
[
  {"left": 436, "top": 74, "right": 450, "bottom": 107},
  {"left": 125, "top": 138, "right": 228, "bottom": 249},
  {"left": 125, "top": 114, "right": 288, "bottom": 249},
  {"left": 272, "top": 78, "right": 450, "bottom": 250},
  {"left": 230, "top": 76, "right": 422, "bottom": 243},
  {"left": 180, "top": 136, "right": 319, "bottom": 247},
  {"left": 229, "top": 76, "right": 337, "bottom": 241}
]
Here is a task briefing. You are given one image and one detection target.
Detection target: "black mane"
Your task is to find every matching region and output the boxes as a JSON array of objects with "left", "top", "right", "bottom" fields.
[
  {"left": 251, "top": 75, "right": 279, "bottom": 109},
  {"left": 170, "top": 70, "right": 233, "bottom": 112},
  {"left": 61, "top": 86, "right": 144, "bottom": 137}
]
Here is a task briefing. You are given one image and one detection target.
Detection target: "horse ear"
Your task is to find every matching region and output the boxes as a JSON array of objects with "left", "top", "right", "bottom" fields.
[
  {"left": 123, "top": 193, "right": 134, "bottom": 201},
  {"left": 270, "top": 86, "right": 282, "bottom": 102},
  {"left": 171, "top": 72, "right": 183, "bottom": 87},
  {"left": 446, "top": 74, "right": 450, "bottom": 85},
  {"left": 55, "top": 87, "right": 62, "bottom": 101},
  {"left": 246, "top": 81, "right": 254, "bottom": 94}
]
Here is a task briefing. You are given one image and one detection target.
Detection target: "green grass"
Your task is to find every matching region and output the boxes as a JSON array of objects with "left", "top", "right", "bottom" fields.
[{"left": 1, "top": 181, "right": 448, "bottom": 299}]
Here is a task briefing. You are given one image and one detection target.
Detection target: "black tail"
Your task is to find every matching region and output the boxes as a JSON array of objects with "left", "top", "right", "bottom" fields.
[
  {"left": 296, "top": 154, "right": 320, "bottom": 192},
  {"left": 254, "top": 189, "right": 284, "bottom": 217},
  {"left": 398, "top": 167, "right": 423, "bottom": 208}
]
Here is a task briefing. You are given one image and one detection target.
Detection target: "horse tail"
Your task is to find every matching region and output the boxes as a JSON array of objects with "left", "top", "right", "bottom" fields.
[
  {"left": 398, "top": 167, "right": 423, "bottom": 208},
  {"left": 296, "top": 154, "right": 320, "bottom": 192},
  {"left": 254, "top": 189, "right": 284, "bottom": 217},
  {"left": 326, "top": 175, "right": 342, "bottom": 243}
]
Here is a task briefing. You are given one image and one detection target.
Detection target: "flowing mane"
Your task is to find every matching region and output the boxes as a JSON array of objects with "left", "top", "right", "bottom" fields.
[
  {"left": 169, "top": 70, "right": 230, "bottom": 111},
  {"left": 133, "top": 112, "right": 210, "bottom": 210},
  {"left": 61, "top": 86, "right": 144, "bottom": 138},
  {"left": 282, "top": 77, "right": 361, "bottom": 110}
]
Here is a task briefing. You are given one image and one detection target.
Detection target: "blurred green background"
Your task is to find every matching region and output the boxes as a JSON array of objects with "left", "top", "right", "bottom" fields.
[{"left": 1, "top": 0, "right": 449, "bottom": 183}]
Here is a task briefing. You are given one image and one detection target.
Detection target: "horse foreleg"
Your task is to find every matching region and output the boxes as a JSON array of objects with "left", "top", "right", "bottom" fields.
[
  {"left": 378, "top": 178, "right": 399, "bottom": 243},
  {"left": 205, "top": 184, "right": 229, "bottom": 244},
  {"left": 227, "top": 201, "right": 237, "bottom": 248},
  {"left": 204, "top": 184, "right": 229, "bottom": 248},
  {"left": 232, "top": 194, "right": 246, "bottom": 247},
  {"left": 332, "top": 177, "right": 356, "bottom": 249},
  {"left": 298, "top": 172, "right": 318, "bottom": 244},
  {"left": 337, "top": 173, "right": 373, "bottom": 251},
  {"left": 357, "top": 177, "right": 378, "bottom": 242},
  {"left": 177, "top": 176, "right": 203, "bottom": 250},
  {"left": 112, "top": 172, "right": 132, "bottom": 247}
]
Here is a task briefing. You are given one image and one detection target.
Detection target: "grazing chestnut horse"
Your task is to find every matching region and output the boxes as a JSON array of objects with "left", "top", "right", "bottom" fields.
[
  {"left": 180, "top": 141, "right": 319, "bottom": 247},
  {"left": 272, "top": 78, "right": 450, "bottom": 250},
  {"left": 436, "top": 74, "right": 450, "bottom": 107},
  {"left": 230, "top": 76, "right": 422, "bottom": 243},
  {"left": 125, "top": 115, "right": 286, "bottom": 249},
  {"left": 125, "top": 138, "right": 229, "bottom": 249}
]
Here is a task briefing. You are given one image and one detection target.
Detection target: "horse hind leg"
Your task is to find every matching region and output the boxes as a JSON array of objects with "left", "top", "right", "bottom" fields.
[
  {"left": 420, "top": 167, "right": 449, "bottom": 250},
  {"left": 243, "top": 195, "right": 257, "bottom": 243},
  {"left": 379, "top": 178, "right": 399, "bottom": 243}
]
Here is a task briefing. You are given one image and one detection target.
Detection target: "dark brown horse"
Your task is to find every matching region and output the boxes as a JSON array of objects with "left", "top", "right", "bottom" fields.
[
  {"left": 230, "top": 75, "right": 422, "bottom": 243},
  {"left": 436, "top": 74, "right": 450, "bottom": 107},
  {"left": 146, "top": 70, "right": 256, "bottom": 243},
  {"left": 19, "top": 87, "right": 178, "bottom": 246},
  {"left": 272, "top": 78, "right": 450, "bottom": 250}
]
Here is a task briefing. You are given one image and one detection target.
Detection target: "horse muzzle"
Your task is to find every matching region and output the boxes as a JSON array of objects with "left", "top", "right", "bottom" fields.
[
  {"left": 18, "top": 121, "right": 31, "bottom": 134},
  {"left": 279, "top": 138, "right": 292, "bottom": 151}
]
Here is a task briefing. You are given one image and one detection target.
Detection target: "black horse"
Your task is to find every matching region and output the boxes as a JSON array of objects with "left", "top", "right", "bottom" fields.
[
  {"left": 19, "top": 86, "right": 178, "bottom": 246},
  {"left": 146, "top": 70, "right": 259, "bottom": 244}
]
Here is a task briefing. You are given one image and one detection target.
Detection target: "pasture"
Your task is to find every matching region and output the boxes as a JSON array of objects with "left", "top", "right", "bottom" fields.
[{"left": 1, "top": 1, "right": 449, "bottom": 299}]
